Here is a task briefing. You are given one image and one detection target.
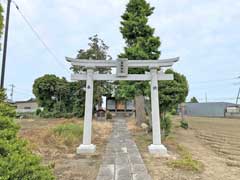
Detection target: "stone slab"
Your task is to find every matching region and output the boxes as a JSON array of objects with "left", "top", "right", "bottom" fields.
[{"left": 76, "top": 144, "right": 96, "bottom": 154}]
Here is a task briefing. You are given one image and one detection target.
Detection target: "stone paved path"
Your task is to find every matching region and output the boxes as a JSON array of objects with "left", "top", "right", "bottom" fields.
[{"left": 96, "top": 118, "right": 152, "bottom": 180}]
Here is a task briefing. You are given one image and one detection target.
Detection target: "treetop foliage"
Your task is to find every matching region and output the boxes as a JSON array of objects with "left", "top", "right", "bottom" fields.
[
  {"left": 190, "top": 97, "right": 199, "bottom": 103},
  {"left": 74, "top": 35, "right": 113, "bottom": 107},
  {"left": 72, "top": 34, "right": 112, "bottom": 74},
  {"left": 120, "top": 0, "right": 155, "bottom": 45},
  {"left": 117, "top": 0, "right": 162, "bottom": 99},
  {"left": 77, "top": 35, "right": 111, "bottom": 60},
  {"left": 120, "top": 0, "right": 161, "bottom": 61}
]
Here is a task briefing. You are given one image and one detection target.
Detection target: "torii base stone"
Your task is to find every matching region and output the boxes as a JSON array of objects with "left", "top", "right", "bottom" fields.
[
  {"left": 148, "top": 144, "right": 168, "bottom": 155},
  {"left": 77, "top": 144, "right": 96, "bottom": 154}
]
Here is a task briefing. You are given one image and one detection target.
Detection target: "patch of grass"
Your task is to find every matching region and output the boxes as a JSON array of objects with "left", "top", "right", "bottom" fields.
[
  {"left": 53, "top": 123, "right": 83, "bottom": 146},
  {"left": 180, "top": 120, "right": 189, "bottom": 129},
  {"left": 106, "top": 112, "right": 112, "bottom": 120},
  {"left": 168, "top": 145, "right": 204, "bottom": 172},
  {"left": 134, "top": 133, "right": 152, "bottom": 149}
]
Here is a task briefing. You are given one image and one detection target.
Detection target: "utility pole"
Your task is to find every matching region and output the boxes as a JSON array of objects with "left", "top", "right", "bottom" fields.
[
  {"left": 9, "top": 83, "right": 15, "bottom": 102},
  {"left": 205, "top": 92, "right": 208, "bottom": 103},
  {"left": 236, "top": 87, "right": 240, "bottom": 105},
  {"left": 1, "top": 0, "right": 12, "bottom": 89},
  {"left": 236, "top": 76, "right": 240, "bottom": 105}
]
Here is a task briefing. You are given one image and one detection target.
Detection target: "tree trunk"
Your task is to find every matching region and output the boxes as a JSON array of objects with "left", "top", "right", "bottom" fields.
[
  {"left": 145, "top": 99, "right": 152, "bottom": 132},
  {"left": 135, "top": 95, "right": 146, "bottom": 126}
]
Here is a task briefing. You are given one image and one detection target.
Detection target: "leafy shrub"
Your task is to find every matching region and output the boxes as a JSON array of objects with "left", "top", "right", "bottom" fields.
[
  {"left": 17, "top": 112, "right": 35, "bottom": 119},
  {"left": 170, "top": 109, "right": 177, "bottom": 115},
  {"left": 39, "top": 111, "right": 54, "bottom": 118},
  {"left": 106, "top": 112, "right": 112, "bottom": 120},
  {"left": 0, "top": 89, "right": 55, "bottom": 179},
  {"left": 63, "top": 113, "right": 74, "bottom": 119},
  {"left": 36, "top": 108, "right": 42, "bottom": 116},
  {"left": 180, "top": 120, "right": 189, "bottom": 129},
  {"left": 53, "top": 123, "right": 83, "bottom": 146},
  {"left": 38, "top": 110, "right": 74, "bottom": 119},
  {"left": 0, "top": 103, "right": 16, "bottom": 117},
  {"left": 73, "top": 107, "right": 84, "bottom": 118}
]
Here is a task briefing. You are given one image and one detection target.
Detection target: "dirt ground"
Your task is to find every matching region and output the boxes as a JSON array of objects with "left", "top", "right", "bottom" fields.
[
  {"left": 128, "top": 116, "right": 240, "bottom": 180},
  {"left": 17, "top": 116, "right": 240, "bottom": 180},
  {"left": 17, "top": 118, "right": 112, "bottom": 180}
]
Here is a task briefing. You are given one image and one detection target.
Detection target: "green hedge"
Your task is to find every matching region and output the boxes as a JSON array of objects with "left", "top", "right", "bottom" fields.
[{"left": 0, "top": 89, "right": 55, "bottom": 180}]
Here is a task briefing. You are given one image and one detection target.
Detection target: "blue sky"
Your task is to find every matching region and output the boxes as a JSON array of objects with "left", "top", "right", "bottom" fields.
[{"left": 1, "top": 0, "right": 240, "bottom": 102}]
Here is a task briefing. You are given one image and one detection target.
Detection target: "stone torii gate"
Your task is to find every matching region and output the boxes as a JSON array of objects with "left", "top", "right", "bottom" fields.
[{"left": 66, "top": 57, "right": 179, "bottom": 155}]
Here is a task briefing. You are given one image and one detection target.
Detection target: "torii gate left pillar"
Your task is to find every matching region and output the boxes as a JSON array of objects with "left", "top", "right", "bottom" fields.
[{"left": 77, "top": 67, "right": 96, "bottom": 153}]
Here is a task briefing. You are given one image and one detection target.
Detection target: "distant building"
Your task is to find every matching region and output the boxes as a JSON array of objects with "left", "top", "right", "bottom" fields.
[
  {"left": 106, "top": 97, "right": 135, "bottom": 112},
  {"left": 14, "top": 98, "right": 39, "bottom": 113},
  {"left": 225, "top": 106, "right": 240, "bottom": 118},
  {"left": 183, "top": 102, "right": 238, "bottom": 117}
]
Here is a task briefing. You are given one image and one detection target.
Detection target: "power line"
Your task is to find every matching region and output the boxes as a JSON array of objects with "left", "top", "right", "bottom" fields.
[
  {"left": 190, "top": 83, "right": 237, "bottom": 90},
  {"left": 12, "top": 1, "right": 70, "bottom": 73},
  {"left": 6, "top": 88, "right": 32, "bottom": 97},
  {"left": 236, "top": 87, "right": 240, "bottom": 105},
  {"left": 196, "top": 97, "right": 237, "bottom": 101},
  {"left": 190, "top": 77, "right": 238, "bottom": 85},
  {"left": 236, "top": 76, "right": 240, "bottom": 104}
]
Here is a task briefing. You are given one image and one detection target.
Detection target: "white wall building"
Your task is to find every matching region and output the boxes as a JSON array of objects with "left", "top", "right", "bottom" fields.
[{"left": 14, "top": 98, "right": 38, "bottom": 113}]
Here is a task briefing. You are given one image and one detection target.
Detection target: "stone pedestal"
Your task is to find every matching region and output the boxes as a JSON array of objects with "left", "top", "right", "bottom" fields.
[
  {"left": 148, "top": 144, "right": 168, "bottom": 155},
  {"left": 77, "top": 144, "right": 96, "bottom": 154}
]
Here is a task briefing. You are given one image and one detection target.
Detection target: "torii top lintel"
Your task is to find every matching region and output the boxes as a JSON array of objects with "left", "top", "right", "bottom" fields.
[{"left": 66, "top": 57, "right": 179, "bottom": 69}]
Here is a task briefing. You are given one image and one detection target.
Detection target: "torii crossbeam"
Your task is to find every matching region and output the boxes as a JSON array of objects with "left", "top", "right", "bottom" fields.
[{"left": 66, "top": 57, "right": 179, "bottom": 155}]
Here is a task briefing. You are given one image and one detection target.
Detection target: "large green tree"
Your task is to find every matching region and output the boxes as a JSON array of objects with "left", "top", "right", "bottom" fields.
[
  {"left": 33, "top": 75, "right": 68, "bottom": 112},
  {"left": 158, "top": 69, "right": 188, "bottom": 136},
  {"left": 116, "top": 0, "right": 161, "bottom": 125},
  {"left": 72, "top": 35, "right": 112, "bottom": 109},
  {"left": 159, "top": 69, "right": 189, "bottom": 114},
  {"left": 33, "top": 75, "right": 85, "bottom": 118}
]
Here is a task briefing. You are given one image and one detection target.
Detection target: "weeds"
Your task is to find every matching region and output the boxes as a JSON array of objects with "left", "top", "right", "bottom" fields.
[
  {"left": 53, "top": 123, "right": 83, "bottom": 146},
  {"left": 180, "top": 120, "right": 189, "bottom": 129},
  {"left": 160, "top": 113, "right": 172, "bottom": 138},
  {"left": 168, "top": 145, "right": 203, "bottom": 172},
  {"left": 106, "top": 112, "right": 112, "bottom": 120}
]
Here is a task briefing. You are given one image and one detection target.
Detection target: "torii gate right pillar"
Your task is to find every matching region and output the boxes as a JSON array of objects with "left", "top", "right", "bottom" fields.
[{"left": 148, "top": 67, "right": 167, "bottom": 155}]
